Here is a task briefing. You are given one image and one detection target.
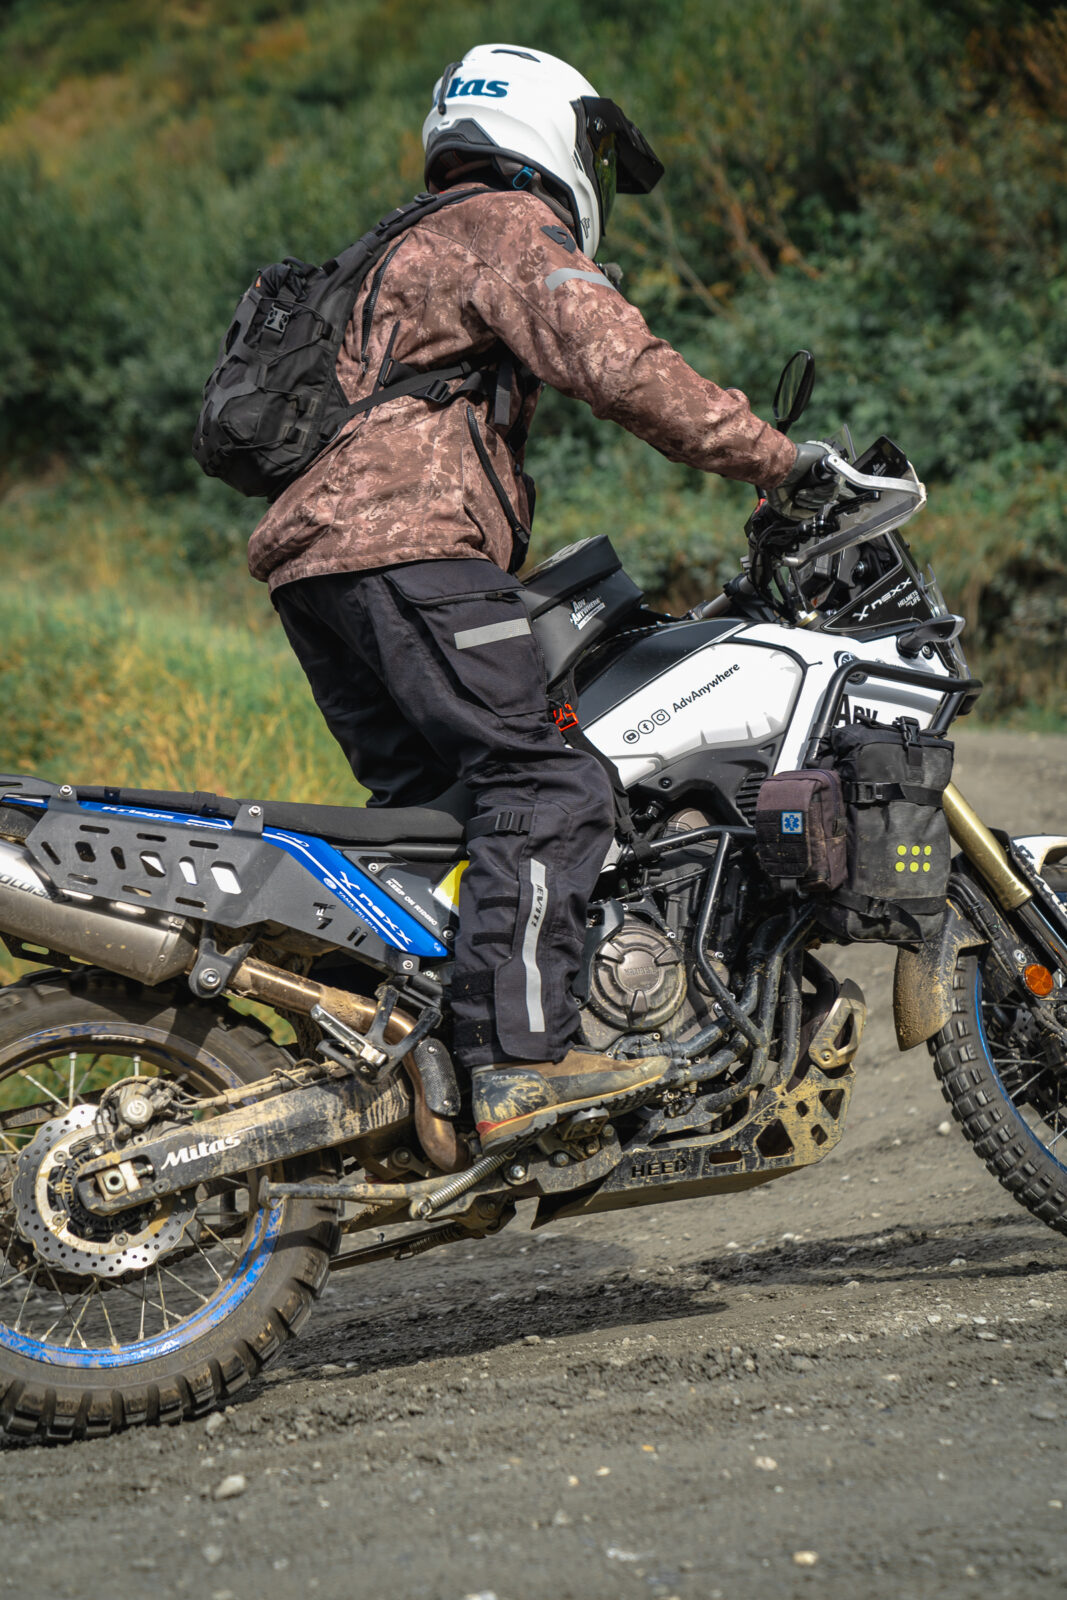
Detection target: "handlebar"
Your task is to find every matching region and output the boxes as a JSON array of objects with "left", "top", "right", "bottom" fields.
[{"left": 780, "top": 451, "right": 927, "bottom": 568}]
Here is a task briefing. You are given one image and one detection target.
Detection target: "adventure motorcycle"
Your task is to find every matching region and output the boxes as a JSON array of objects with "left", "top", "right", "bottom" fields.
[{"left": 0, "top": 352, "right": 1064, "bottom": 1441}]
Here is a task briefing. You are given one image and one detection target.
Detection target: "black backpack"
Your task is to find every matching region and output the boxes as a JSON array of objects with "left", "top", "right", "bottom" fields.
[{"left": 192, "top": 187, "right": 500, "bottom": 502}]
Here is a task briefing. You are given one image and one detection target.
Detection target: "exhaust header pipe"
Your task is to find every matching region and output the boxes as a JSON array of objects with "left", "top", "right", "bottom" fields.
[{"left": 0, "top": 837, "right": 198, "bottom": 984}]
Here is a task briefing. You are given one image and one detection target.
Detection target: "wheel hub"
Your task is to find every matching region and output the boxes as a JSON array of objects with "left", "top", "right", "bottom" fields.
[{"left": 12, "top": 1104, "right": 195, "bottom": 1278}]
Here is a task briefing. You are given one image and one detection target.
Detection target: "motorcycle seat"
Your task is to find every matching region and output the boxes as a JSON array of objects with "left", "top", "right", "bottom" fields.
[{"left": 0, "top": 774, "right": 471, "bottom": 847}]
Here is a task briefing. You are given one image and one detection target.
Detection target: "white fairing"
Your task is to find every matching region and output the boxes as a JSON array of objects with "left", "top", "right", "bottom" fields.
[
  {"left": 584, "top": 620, "right": 958, "bottom": 787},
  {"left": 584, "top": 640, "right": 804, "bottom": 786},
  {"left": 741, "top": 623, "right": 956, "bottom": 772}
]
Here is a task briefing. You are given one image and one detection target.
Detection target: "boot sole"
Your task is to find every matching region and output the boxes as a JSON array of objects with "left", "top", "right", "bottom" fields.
[{"left": 476, "top": 1064, "right": 667, "bottom": 1155}]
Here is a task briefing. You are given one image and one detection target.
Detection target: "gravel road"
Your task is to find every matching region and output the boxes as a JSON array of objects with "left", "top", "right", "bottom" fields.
[{"left": 2, "top": 728, "right": 1065, "bottom": 1600}]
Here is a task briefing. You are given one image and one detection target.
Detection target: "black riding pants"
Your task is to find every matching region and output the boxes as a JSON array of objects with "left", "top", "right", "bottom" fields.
[{"left": 273, "top": 560, "right": 615, "bottom": 1069}]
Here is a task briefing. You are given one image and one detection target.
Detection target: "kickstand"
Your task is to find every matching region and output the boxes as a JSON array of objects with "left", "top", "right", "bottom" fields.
[{"left": 312, "top": 986, "right": 441, "bottom": 1079}]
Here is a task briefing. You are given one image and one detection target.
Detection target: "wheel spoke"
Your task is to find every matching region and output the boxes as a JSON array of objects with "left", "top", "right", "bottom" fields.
[
  {"left": 12, "top": 1266, "right": 41, "bottom": 1333},
  {"left": 41, "top": 1275, "right": 86, "bottom": 1342},
  {"left": 62, "top": 1284, "right": 98, "bottom": 1350},
  {"left": 19, "top": 1071, "right": 66, "bottom": 1111},
  {"left": 72, "top": 1055, "right": 104, "bottom": 1104},
  {"left": 156, "top": 1266, "right": 170, "bottom": 1331},
  {"left": 0, "top": 1258, "right": 39, "bottom": 1295},
  {"left": 1011, "top": 1067, "right": 1049, "bottom": 1102},
  {"left": 191, "top": 1237, "right": 226, "bottom": 1285},
  {"left": 108, "top": 1277, "right": 165, "bottom": 1328},
  {"left": 98, "top": 1290, "right": 120, "bottom": 1349},
  {"left": 160, "top": 1264, "right": 210, "bottom": 1306},
  {"left": 979, "top": 988, "right": 1067, "bottom": 1162},
  {"left": 199, "top": 1219, "right": 242, "bottom": 1265}
]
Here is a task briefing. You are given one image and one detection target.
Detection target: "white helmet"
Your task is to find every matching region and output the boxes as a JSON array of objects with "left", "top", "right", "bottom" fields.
[{"left": 422, "top": 43, "right": 663, "bottom": 259}]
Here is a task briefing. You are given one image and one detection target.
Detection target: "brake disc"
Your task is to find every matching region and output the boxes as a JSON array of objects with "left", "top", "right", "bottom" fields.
[{"left": 12, "top": 1104, "right": 195, "bottom": 1278}]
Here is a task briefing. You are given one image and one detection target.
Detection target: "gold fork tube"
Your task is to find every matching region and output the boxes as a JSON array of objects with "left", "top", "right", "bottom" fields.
[{"left": 942, "top": 782, "right": 1032, "bottom": 911}]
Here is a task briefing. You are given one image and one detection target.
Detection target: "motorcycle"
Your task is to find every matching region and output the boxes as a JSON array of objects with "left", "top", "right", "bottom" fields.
[{"left": 0, "top": 352, "right": 1064, "bottom": 1442}]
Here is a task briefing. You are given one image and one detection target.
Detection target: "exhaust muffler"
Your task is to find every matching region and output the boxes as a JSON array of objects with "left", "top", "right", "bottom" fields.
[{"left": 0, "top": 836, "right": 198, "bottom": 984}]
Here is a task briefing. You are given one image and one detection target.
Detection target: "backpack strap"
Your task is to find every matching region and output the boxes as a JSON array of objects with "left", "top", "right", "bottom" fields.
[
  {"left": 328, "top": 186, "right": 494, "bottom": 276},
  {"left": 338, "top": 186, "right": 511, "bottom": 427},
  {"left": 342, "top": 360, "right": 486, "bottom": 420}
]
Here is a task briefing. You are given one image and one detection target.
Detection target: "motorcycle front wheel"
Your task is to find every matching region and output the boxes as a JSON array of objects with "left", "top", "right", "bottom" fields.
[
  {"left": 932, "top": 948, "right": 1067, "bottom": 1235},
  {"left": 0, "top": 969, "right": 339, "bottom": 1441}
]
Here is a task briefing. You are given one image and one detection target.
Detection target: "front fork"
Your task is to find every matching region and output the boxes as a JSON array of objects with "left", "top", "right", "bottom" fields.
[{"left": 894, "top": 783, "right": 1067, "bottom": 1050}]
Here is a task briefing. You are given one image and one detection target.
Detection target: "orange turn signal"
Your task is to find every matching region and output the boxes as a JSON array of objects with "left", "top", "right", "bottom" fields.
[{"left": 1024, "top": 964, "right": 1055, "bottom": 998}]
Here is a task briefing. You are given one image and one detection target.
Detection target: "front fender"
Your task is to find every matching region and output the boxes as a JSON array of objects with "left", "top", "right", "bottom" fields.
[{"left": 893, "top": 898, "right": 986, "bottom": 1051}]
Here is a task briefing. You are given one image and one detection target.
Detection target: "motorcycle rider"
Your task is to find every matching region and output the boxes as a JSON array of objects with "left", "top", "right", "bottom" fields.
[{"left": 248, "top": 44, "right": 829, "bottom": 1153}]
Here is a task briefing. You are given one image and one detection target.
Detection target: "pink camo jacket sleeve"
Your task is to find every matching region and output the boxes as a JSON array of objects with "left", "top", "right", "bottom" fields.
[{"left": 454, "top": 196, "right": 796, "bottom": 488}]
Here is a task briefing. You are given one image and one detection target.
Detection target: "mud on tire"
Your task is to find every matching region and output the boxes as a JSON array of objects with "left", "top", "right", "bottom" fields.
[
  {"left": 930, "top": 951, "right": 1067, "bottom": 1237},
  {"left": 0, "top": 969, "right": 339, "bottom": 1442}
]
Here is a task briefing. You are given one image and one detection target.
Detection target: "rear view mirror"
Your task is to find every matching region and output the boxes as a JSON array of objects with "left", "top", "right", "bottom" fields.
[{"left": 773, "top": 350, "right": 815, "bottom": 435}]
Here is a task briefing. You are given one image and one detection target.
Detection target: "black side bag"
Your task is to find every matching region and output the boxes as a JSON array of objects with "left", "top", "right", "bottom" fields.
[{"left": 818, "top": 719, "right": 954, "bottom": 944}]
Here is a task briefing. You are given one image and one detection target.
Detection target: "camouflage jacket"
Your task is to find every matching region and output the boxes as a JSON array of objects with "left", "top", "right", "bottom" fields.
[{"left": 247, "top": 188, "right": 796, "bottom": 590}]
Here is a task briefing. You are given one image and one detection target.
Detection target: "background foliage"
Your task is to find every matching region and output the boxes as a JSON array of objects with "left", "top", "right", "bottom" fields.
[{"left": 0, "top": 0, "right": 1064, "bottom": 802}]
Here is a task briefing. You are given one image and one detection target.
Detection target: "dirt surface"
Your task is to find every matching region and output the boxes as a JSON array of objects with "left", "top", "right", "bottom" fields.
[{"left": 3, "top": 727, "right": 1066, "bottom": 1600}]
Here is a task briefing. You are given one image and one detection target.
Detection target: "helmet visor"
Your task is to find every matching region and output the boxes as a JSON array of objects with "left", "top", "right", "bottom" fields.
[
  {"left": 582, "top": 108, "right": 618, "bottom": 233},
  {"left": 575, "top": 96, "right": 664, "bottom": 211}
]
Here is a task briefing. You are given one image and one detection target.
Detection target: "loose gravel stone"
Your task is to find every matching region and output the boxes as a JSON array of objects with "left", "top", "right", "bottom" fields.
[{"left": 213, "top": 1474, "right": 248, "bottom": 1501}]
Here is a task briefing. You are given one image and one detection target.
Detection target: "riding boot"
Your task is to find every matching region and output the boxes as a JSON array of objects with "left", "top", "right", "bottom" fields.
[{"left": 472, "top": 1050, "right": 669, "bottom": 1152}]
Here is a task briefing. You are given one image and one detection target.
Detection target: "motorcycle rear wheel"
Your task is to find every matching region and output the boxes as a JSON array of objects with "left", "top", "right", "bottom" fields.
[
  {"left": 932, "top": 949, "right": 1067, "bottom": 1236},
  {"left": 0, "top": 968, "right": 339, "bottom": 1441}
]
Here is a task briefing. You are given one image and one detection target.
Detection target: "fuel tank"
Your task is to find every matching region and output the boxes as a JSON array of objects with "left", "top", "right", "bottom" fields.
[{"left": 578, "top": 619, "right": 804, "bottom": 791}]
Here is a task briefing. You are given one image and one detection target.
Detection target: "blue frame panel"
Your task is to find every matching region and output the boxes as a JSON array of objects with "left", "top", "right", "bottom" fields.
[{"left": 3, "top": 796, "right": 448, "bottom": 960}]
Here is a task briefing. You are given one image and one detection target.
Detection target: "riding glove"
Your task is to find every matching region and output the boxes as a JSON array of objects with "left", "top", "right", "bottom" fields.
[{"left": 764, "top": 440, "right": 837, "bottom": 520}]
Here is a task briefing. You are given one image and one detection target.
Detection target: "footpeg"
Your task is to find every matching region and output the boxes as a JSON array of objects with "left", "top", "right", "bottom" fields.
[{"left": 312, "top": 987, "right": 440, "bottom": 1078}]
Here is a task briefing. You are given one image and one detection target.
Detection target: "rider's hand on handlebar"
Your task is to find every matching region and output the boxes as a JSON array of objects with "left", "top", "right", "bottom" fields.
[{"left": 763, "top": 440, "right": 837, "bottom": 521}]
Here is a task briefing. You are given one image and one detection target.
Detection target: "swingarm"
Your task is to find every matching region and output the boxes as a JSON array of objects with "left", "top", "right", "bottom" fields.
[{"left": 75, "top": 1064, "right": 413, "bottom": 1218}]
